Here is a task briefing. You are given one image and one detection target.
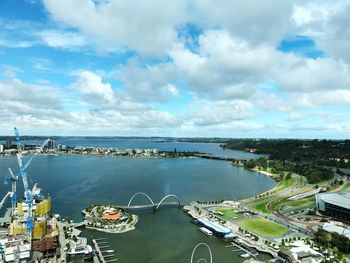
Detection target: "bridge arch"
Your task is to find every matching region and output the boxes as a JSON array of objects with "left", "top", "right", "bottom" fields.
[
  {"left": 127, "top": 192, "right": 155, "bottom": 207},
  {"left": 190, "top": 243, "right": 213, "bottom": 263},
  {"left": 156, "top": 194, "right": 181, "bottom": 210}
]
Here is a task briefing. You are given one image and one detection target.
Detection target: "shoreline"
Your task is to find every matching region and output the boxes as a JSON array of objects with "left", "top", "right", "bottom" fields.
[
  {"left": 85, "top": 214, "right": 138, "bottom": 234},
  {"left": 82, "top": 206, "right": 139, "bottom": 234}
]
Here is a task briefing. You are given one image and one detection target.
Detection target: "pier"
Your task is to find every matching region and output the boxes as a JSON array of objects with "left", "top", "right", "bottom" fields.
[
  {"left": 231, "top": 240, "right": 258, "bottom": 258},
  {"left": 92, "top": 238, "right": 117, "bottom": 263},
  {"left": 72, "top": 220, "right": 88, "bottom": 228}
]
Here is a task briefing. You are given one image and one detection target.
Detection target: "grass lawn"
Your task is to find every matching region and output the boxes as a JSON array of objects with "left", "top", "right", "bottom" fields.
[
  {"left": 270, "top": 197, "right": 288, "bottom": 212},
  {"left": 340, "top": 182, "right": 350, "bottom": 191},
  {"left": 216, "top": 208, "right": 239, "bottom": 220},
  {"left": 272, "top": 174, "right": 298, "bottom": 193},
  {"left": 238, "top": 218, "right": 288, "bottom": 237},
  {"left": 285, "top": 197, "right": 315, "bottom": 207},
  {"left": 251, "top": 201, "right": 270, "bottom": 214}
]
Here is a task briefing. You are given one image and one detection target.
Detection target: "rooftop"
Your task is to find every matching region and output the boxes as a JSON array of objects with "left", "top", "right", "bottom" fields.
[
  {"left": 101, "top": 212, "right": 121, "bottom": 222},
  {"left": 197, "top": 218, "right": 231, "bottom": 234},
  {"left": 323, "top": 223, "right": 350, "bottom": 239},
  {"left": 317, "top": 191, "right": 350, "bottom": 210}
]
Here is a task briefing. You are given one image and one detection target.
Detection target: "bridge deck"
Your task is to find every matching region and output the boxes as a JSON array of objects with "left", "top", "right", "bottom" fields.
[
  {"left": 194, "top": 154, "right": 247, "bottom": 161},
  {"left": 122, "top": 203, "right": 183, "bottom": 211}
]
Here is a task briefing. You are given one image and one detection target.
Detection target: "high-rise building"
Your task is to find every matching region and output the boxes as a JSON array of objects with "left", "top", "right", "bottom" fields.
[
  {"left": 47, "top": 139, "right": 55, "bottom": 150},
  {"left": 0, "top": 144, "right": 4, "bottom": 153},
  {"left": 5, "top": 138, "right": 12, "bottom": 149}
]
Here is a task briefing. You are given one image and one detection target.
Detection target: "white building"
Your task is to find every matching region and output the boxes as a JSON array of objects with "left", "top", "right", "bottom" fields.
[
  {"left": 277, "top": 240, "right": 323, "bottom": 263},
  {"left": 0, "top": 144, "right": 3, "bottom": 153},
  {"left": 0, "top": 239, "right": 31, "bottom": 262}
]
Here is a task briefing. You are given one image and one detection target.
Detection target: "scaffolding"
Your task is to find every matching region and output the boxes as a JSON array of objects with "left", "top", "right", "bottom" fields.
[
  {"left": 17, "top": 202, "right": 24, "bottom": 217},
  {"left": 33, "top": 220, "right": 47, "bottom": 239},
  {"left": 35, "top": 197, "right": 51, "bottom": 216},
  {"left": 10, "top": 221, "right": 26, "bottom": 235}
]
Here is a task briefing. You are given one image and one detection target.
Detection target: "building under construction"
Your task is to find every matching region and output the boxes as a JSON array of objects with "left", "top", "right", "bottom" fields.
[{"left": 0, "top": 128, "right": 59, "bottom": 262}]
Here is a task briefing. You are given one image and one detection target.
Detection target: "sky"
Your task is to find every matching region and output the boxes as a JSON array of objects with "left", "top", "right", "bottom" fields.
[{"left": 0, "top": 0, "right": 350, "bottom": 138}]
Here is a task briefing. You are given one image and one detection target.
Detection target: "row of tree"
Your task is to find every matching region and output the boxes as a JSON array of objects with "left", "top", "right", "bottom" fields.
[
  {"left": 244, "top": 157, "right": 334, "bottom": 183},
  {"left": 224, "top": 139, "right": 350, "bottom": 168}
]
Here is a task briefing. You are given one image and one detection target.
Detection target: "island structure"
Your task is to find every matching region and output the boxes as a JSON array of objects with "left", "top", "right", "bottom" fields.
[{"left": 82, "top": 204, "right": 138, "bottom": 233}]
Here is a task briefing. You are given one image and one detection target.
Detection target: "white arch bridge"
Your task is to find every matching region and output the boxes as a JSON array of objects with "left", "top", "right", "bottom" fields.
[{"left": 122, "top": 192, "right": 182, "bottom": 212}]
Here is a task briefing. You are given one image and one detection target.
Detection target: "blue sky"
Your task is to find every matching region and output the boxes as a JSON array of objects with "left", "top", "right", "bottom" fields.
[{"left": 0, "top": 0, "right": 350, "bottom": 138}]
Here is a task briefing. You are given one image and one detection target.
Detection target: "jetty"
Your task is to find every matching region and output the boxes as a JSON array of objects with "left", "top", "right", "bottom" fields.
[{"left": 92, "top": 238, "right": 118, "bottom": 263}]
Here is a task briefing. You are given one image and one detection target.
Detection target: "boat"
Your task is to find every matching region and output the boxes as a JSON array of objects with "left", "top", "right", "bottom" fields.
[
  {"left": 240, "top": 253, "right": 251, "bottom": 258},
  {"left": 199, "top": 227, "right": 213, "bottom": 236}
]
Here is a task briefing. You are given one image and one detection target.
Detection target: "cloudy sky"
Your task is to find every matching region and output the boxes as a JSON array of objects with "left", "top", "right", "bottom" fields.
[{"left": 1, "top": 0, "right": 350, "bottom": 138}]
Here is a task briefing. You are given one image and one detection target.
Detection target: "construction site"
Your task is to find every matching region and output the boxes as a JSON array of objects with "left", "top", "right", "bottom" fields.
[
  {"left": 0, "top": 128, "right": 61, "bottom": 262},
  {"left": 0, "top": 128, "right": 88, "bottom": 263}
]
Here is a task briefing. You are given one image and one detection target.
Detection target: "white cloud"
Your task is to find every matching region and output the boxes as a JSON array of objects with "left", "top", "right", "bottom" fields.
[
  {"left": 117, "top": 60, "right": 180, "bottom": 102},
  {"left": 0, "top": 79, "right": 62, "bottom": 111},
  {"left": 71, "top": 70, "right": 116, "bottom": 106},
  {"left": 289, "top": 90, "right": 350, "bottom": 108},
  {"left": 43, "top": 0, "right": 188, "bottom": 56},
  {"left": 276, "top": 57, "right": 350, "bottom": 92},
  {"left": 192, "top": 0, "right": 296, "bottom": 45},
  {"left": 2, "top": 0, "right": 350, "bottom": 137},
  {"left": 170, "top": 31, "right": 273, "bottom": 100},
  {"left": 0, "top": 77, "right": 181, "bottom": 135},
  {"left": 163, "top": 84, "right": 179, "bottom": 97},
  {"left": 291, "top": 1, "right": 350, "bottom": 63},
  {"left": 187, "top": 99, "right": 254, "bottom": 126},
  {"left": 39, "top": 30, "right": 87, "bottom": 48}
]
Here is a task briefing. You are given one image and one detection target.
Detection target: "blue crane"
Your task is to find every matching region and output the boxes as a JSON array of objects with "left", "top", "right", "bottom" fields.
[
  {"left": 12, "top": 127, "right": 49, "bottom": 233},
  {"left": 3, "top": 168, "right": 18, "bottom": 215}
]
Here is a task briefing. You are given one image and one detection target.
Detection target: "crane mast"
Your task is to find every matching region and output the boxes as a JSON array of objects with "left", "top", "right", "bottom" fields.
[{"left": 13, "top": 128, "right": 49, "bottom": 234}]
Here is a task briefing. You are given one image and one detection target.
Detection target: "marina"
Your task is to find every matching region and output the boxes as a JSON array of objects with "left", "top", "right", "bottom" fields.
[{"left": 92, "top": 238, "right": 118, "bottom": 263}]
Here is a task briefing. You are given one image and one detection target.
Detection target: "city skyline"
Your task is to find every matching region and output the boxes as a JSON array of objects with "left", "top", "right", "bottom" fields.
[{"left": 1, "top": 0, "right": 350, "bottom": 138}]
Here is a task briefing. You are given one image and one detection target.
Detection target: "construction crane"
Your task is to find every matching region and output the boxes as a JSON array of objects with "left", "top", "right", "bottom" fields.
[
  {"left": 13, "top": 127, "right": 49, "bottom": 233},
  {"left": 3, "top": 132, "right": 49, "bottom": 220},
  {"left": 3, "top": 168, "right": 18, "bottom": 215}
]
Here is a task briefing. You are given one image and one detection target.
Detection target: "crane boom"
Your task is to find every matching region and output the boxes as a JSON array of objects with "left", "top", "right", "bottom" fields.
[{"left": 21, "top": 139, "right": 50, "bottom": 171}]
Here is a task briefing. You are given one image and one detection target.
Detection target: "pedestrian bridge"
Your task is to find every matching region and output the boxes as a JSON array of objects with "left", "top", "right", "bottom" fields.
[{"left": 122, "top": 192, "right": 182, "bottom": 212}]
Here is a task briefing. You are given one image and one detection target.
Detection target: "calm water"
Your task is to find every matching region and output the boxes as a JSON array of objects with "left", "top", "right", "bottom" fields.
[{"left": 0, "top": 142, "right": 274, "bottom": 262}]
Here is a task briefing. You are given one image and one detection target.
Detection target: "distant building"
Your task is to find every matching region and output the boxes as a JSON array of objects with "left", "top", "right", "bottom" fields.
[
  {"left": 47, "top": 139, "right": 55, "bottom": 150},
  {"left": 5, "top": 138, "right": 12, "bottom": 149},
  {"left": 316, "top": 191, "right": 350, "bottom": 222},
  {"left": 276, "top": 241, "right": 323, "bottom": 263},
  {"left": 0, "top": 144, "right": 3, "bottom": 153},
  {"left": 57, "top": 144, "right": 67, "bottom": 151}
]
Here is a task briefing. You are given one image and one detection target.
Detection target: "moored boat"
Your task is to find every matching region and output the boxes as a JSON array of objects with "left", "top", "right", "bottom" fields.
[{"left": 199, "top": 227, "right": 213, "bottom": 236}]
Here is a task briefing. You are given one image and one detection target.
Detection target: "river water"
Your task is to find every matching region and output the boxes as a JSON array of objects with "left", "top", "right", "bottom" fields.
[{"left": 0, "top": 140, "right": 274, "bottom": 262}]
